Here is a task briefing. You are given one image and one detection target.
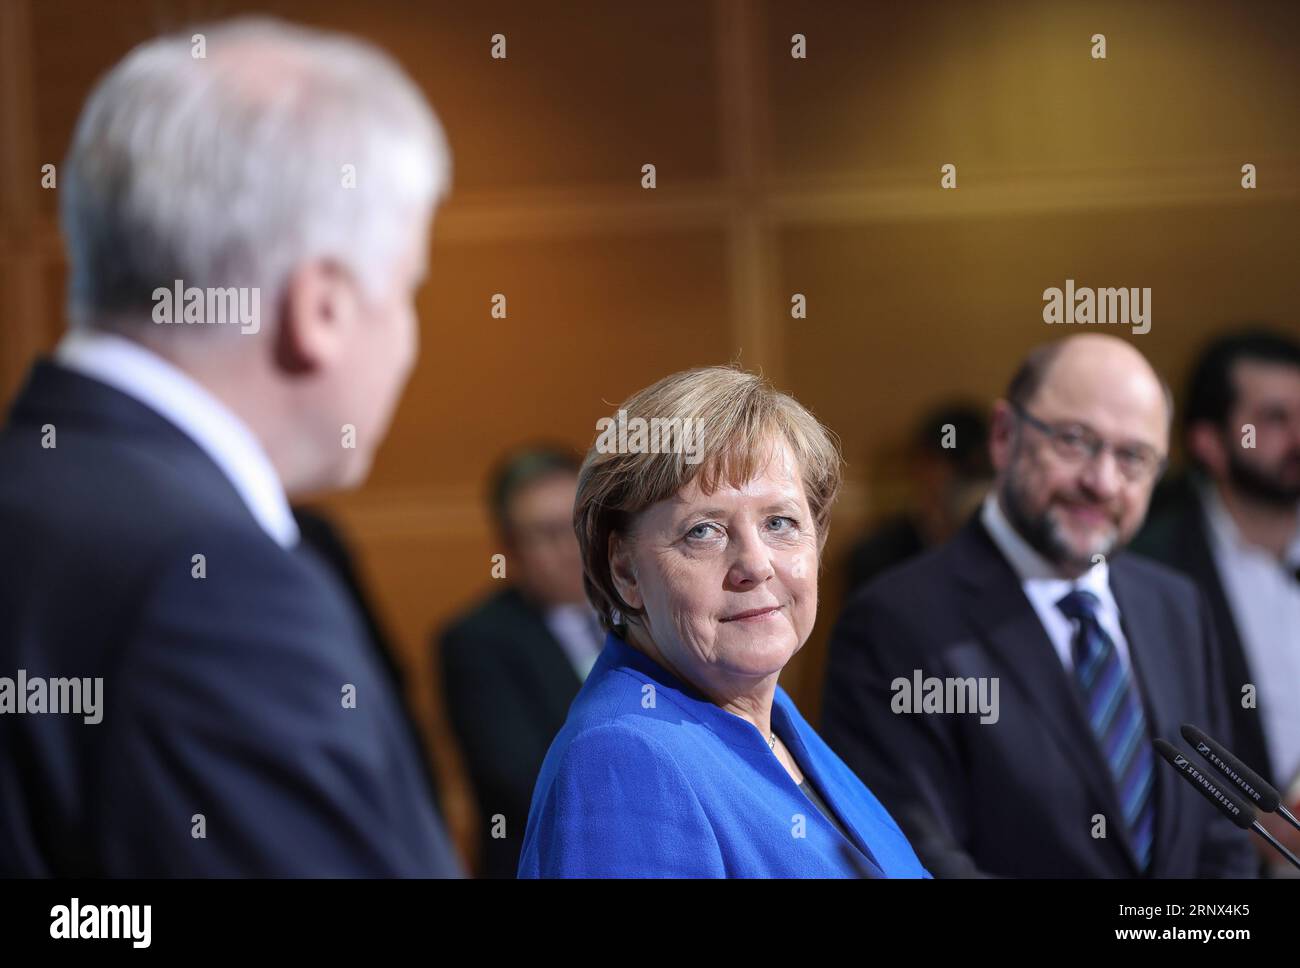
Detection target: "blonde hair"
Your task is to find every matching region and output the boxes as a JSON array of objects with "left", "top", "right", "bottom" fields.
[{"left": 575, "top": 366, "right": 843, "bottom": 631}]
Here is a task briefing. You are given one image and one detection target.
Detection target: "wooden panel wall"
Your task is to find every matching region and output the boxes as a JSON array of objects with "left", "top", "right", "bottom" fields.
[{"left": 2, "top": 0, "right": 1297, "bottom": 868}]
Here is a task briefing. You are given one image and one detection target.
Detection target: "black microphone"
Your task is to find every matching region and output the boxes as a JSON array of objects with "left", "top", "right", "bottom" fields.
[
  {"left": 1182, "top": 722, "right": 1300, "bottom": 839},
  {"left": 1153, "top": 739, "right": 1255, "bottom": 829},
  {"left": 1154, "top": 738, "right": 1300, "bottom": 871}
]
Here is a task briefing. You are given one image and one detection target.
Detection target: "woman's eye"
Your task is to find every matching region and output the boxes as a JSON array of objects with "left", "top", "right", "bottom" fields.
[
  {"left": 767, "top": 516, "right": 796, "bottom": 532},
  {"left": 686, "top": 522, "right": 718, "bottom": 540}
]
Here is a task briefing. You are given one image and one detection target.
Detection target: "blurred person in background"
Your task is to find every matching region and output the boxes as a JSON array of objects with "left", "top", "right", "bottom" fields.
[
  {"left": 438, "top": 446, "right": 602, "bottom": 878},
  {"left": 844, "top": 401, "right": 992, "bottom": 597},
  {"left": 824, "top": 335, "right": 1256, "bottom": 877},
  {"left": 519, "top": 367, "right": 930, "bottom": 878},
  {"left": 1133, "top": 328, "right": 1300, "bottom": 872},
  {"left": 0, "top": 17, "right": 460, "bottom": 875}
]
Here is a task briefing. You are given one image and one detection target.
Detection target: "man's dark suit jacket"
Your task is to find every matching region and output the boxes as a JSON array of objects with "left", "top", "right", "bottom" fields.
[
  {"left": 1131, "top": 476, "right": 1274, "bottom": 788},
  {"left": 292, "top": 505, "right": 443, "bottom": 812},
  {"left": 843, "top": 513, "right": 926, "bottom": 600},
  {"left": 821, "top": 514, "right": 1257, "bottom": 878},
  {"left": 0, "top": 361, "right": 461, "bottom": 876},
  {"left": 439, "top": 587, "right": 582, "bottom": 878}
]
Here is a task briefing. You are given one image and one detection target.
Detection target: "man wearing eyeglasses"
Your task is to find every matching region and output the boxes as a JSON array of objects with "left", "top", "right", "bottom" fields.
[{"left": 823, "top": 333, "right": 1256, "bottom": 878}]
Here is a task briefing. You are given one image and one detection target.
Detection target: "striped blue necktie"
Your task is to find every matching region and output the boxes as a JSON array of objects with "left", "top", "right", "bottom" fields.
[{"left": 1057, "top": 588, "right": 1156, "bottom": 871}]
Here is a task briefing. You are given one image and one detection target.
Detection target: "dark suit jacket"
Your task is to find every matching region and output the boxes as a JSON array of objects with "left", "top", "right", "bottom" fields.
[
  {"left": 0, "top": 361, "right": 461, "bottom": 876},
  {"left": 1131, "top": 477, "right": 1274, "bottom": 788},
  {"left": 292, "top": 505, "right": 443, "bottom": 812},
  {"left": 439, "top": 587, "right": 582, "bottom": 878},
  {"left": 821, "top": 515, "right": 1257, "bottom": 878},
  {"left": 844, "top": 513, "right": 926, "bottom": 600}
]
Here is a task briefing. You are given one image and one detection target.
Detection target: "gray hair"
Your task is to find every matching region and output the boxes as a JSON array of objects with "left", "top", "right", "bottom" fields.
[{"left": 61, "top": 16, "right": 450, "bottom": 333}]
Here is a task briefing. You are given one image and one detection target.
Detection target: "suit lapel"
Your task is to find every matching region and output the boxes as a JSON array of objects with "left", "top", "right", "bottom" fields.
[
  {"left": 954, "top": 519, "right": 1140, "bottom": 873},
  {"left": 502, "top": 591, "right": 584, "bottom": 724},
  {"left": 1109, "top": 554, "right": 1182, "bottom": 874},
  {"left": 772, "top": 700, "right": 884, "bottom": 876}
]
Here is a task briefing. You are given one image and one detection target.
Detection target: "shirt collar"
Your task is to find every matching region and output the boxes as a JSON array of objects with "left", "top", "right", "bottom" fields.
[
  {"left": 1200, "top": 477, "right": 1300, "bottom": 569},
  {"left": 54, "top": 330, "right": 299, "bottom": 549},
  {"left": 980, "top": 492, "right": 1111, "bottom": 597}
]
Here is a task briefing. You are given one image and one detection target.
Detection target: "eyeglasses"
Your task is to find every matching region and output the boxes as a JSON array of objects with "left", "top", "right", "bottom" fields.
[{"left": 1011, "top": 402, "right": 1167, "bottom": 482}]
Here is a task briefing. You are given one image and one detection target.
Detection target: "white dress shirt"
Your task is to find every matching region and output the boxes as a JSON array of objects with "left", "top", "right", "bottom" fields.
[
  {"left": 544, "top": 603, "right": 605, "bottom": 681},
  {"left": 980, "top": 493, "right": 1135, "bottom": 675},
  {"left": 1201, "top": 483, "right": 1300, "bottom": 788},
  {"left": 55, "top": 330, "right": 299, "bottom": 549}
]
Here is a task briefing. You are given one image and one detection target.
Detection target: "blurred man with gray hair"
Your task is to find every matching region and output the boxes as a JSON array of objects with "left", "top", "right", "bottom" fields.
[{"left": 0, "top": 18, "right": 461, "bottom": 875}]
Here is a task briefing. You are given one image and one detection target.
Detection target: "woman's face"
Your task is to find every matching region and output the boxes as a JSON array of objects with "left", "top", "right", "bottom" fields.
[{"left": 610, "top": 439, "right": 820, "bottom": 695}]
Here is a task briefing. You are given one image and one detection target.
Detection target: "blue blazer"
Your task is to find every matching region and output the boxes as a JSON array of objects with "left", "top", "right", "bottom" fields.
[{"left": 519, "top": 632, "right": 930, "bottom": 878}]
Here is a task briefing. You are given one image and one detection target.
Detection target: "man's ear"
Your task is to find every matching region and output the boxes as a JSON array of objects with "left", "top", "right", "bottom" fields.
[
  {"left": 1187, "top": 421, "right": 1228, "bottom": 477},
  {"left": 988, "top": 399, "right": 1016, "bottom": 473},
  {"left": 277, "top": 259, "right": 358, "bottom": 374},
  {"left": 496, "top": 524, "right": 518, "bottom": 560},
  {"left": 607, "top": 531, "right": 642, "bottom": 610}
]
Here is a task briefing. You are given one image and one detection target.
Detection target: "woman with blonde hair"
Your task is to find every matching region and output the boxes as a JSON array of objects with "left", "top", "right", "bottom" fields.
[{"left": 518, "top": 366, "right": 929, "bottom": 878}]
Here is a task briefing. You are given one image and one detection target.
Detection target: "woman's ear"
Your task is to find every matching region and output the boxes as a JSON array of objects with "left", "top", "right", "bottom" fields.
[{"left": 607, "top": 531, "right": 642, "bottom": 610}]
